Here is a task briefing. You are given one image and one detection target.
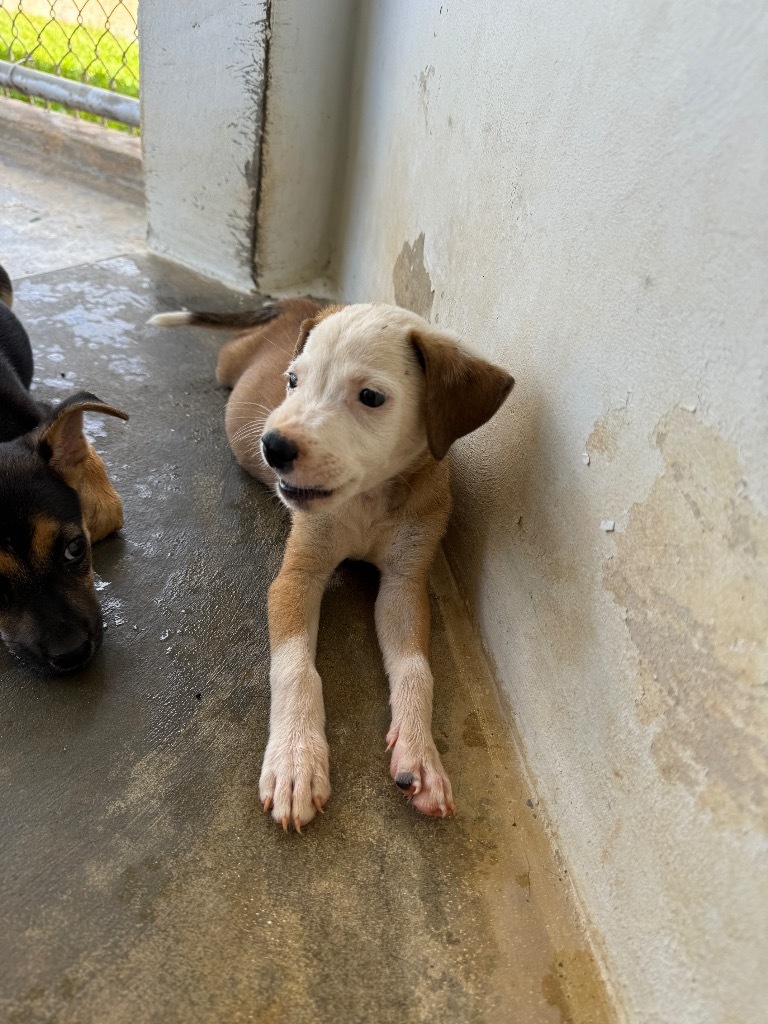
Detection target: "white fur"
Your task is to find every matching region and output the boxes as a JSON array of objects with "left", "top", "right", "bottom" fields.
[
  {"left": 147, "top": 311, "right": 193, "bottom": 327},
  {"left": 259, "top": 637, "right": 330, "bottom": 829}
]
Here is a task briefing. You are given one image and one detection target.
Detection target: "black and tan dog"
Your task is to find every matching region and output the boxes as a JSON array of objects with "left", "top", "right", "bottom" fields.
[{"left": 0, "top": 263, "right": 128, "bottom": 674}]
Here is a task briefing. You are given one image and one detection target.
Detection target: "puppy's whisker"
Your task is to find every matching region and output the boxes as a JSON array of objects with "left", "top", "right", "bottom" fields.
[
  {"left": 231, "top": 416, "right": 267, "bottom": 432},
  {"left": 231, "top": 422, "right": 265, "bottom": 440},
  {"left": 231, "top": 420, "right": 267, "bottom": 444},
  {"left": 234, "top": 401, "right": 273, "bottom": 414}
]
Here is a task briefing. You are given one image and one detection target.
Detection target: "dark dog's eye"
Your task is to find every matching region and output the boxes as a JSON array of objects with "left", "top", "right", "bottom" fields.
[
  {"left": 287, "top": 372, "right": 298, "bottom": 389},
  {"left": 359, "top": 388, "right": 386, "bottom": 408},
  {"left": 63, "top": 536, "right": 87, "bottom": 564}
]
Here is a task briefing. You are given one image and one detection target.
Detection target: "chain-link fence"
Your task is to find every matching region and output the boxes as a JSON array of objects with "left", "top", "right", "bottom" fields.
[{"left": 0, "top": 0, "right": 139, "bottom": 130}]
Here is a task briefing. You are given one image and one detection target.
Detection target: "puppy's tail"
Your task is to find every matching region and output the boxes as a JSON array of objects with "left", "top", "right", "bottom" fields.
[
  {"left": 0, "top": 263, "right": 13, "bottom": 308},
  {"left": 148, "top": 305, "right": 282, "bottom": 330}
]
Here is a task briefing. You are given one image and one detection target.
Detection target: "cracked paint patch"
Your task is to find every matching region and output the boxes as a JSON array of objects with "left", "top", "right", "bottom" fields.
[{"left": 605, "top": 409, "right": 768, "bottom": 832}]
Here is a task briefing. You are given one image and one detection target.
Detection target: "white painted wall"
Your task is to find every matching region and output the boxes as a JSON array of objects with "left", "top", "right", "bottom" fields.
[
  {"left": 327, "top": 2, "right": 768, "bottom": 1021},
  {"left": 139, "top": 0, "right": 268, "bottom": 292}
]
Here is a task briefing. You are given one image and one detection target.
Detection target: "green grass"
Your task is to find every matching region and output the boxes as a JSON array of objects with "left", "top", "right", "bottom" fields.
[{"left": 0, "top": 7, "right": 138, "bottom": 129}]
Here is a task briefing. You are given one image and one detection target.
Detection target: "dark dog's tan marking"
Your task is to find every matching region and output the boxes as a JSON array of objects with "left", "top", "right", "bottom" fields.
[
  {"left": 40, "top": 399, "right": 127, "bottom": 542},
  {"left": 77, "top": 446, "right": 125, "bottom": 541},
  {"left": 31, "top": 515, "right": 61, "bottom": 569},
  {"left": 0, "top": 551, "right": 24, "bottom": 578}
]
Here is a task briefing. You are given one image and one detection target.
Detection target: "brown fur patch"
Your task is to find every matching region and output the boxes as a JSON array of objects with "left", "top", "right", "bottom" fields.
[
  {"left": 0, "top": 550, "right": 24, "bottom": 578},
  {"left": 268, "top": 575, "right": 315, "bottom": 646},
  {"left": 378, "top": 575, "right": 431, "bottom": 658},
  {"left": 217, "top": 299, "right": 323, "bottom": 388},
  {"left": 31, "top": 514, "right": 60, "bottom": 569},
  {"left": 78, "top": 444, "right": 124, "bottom": 542},
  {"left": 268, "top": 522, "right": 341, "bottom": 647},
  {"left": 40, "top": 399, "right": 127, "bottom": 541},
  {"left": 410, "top": 328, "right": 514, "bottom": 460}
]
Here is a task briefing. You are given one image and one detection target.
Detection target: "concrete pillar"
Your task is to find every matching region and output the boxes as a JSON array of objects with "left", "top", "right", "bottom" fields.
[
  {"left": 139, "top": 0, "right": 357, "bottom": 296},
  {"left": 254, "top": 0, "right": 358, "bottom": 294},
  {"left": 139, "top": 0, "right": 269, "bottom": 292}
]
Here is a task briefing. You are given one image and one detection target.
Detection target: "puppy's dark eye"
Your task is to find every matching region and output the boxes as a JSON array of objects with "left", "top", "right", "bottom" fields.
[
  {"left": 287, "top": 372, "right": 298, "bottom": 389},
  {"left": 63, "top": 536, "right": 87, "bottom": 564},
  {"left": 359, "top": 388, "right": 386, "bottom": 408}
]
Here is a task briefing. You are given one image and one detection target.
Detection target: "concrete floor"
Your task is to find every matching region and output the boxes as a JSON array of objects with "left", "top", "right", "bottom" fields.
[{"left": 0, "top": 148, "right": 613, "bottom": 1023}]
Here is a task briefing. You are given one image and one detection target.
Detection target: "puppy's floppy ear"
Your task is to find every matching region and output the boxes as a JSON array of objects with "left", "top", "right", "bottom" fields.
[
  {"left": 410, "top": 328, "right": 514, "bottom": 460},
  {"left": 293, "top": 304, "right": 345, "bottom": 358},
  {"left": 38, "top": 393, "right": 129, "bottom": 541}
]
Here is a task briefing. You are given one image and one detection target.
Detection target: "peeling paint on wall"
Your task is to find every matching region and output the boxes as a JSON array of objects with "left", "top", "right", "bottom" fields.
[
  {"left": 417, "top": 64, "right": 435, "bottom": 128},
  {"left": 605, "top": 409, "right": 768, "bottom": 832},
  {"left": 587, "top": 406, "right": 629, "bottom": 462},
  {"left": 393, "top": 233, "right": 435, "bottom": 320}
]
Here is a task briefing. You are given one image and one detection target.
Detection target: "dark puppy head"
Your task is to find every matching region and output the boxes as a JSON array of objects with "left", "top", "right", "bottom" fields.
[{"left": 0, "top": 393, "right": 127, "bottom": 675}]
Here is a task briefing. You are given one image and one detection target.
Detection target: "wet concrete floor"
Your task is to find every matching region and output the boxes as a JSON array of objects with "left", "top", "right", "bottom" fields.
[{"left": 0, "top": 156, "right": 613, "bottom": 1023}]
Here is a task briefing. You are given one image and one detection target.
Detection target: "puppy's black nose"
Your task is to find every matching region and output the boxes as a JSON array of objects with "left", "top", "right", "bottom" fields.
[
  {"left": 262, "top": 430, "right": 298, "bottom": 471},
  {"left": 49, "top": 639, "right": 92, "bottom": 673}
]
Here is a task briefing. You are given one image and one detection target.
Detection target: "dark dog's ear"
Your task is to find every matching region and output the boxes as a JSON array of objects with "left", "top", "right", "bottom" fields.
[
  {"left": 38, "top": 393, "right": 129, "bottom": 541},
  {"left": 410, "top": 328, "right": 514, "bottom": 460},
  {"left": 294, "top": 304, "right": 345, "bottom": 358},
  {"left": 0, "top": 263, "right": 13, "bottom": 307},
  {"left": 39, "top": 393, "right": 128, "bottom": 474}
]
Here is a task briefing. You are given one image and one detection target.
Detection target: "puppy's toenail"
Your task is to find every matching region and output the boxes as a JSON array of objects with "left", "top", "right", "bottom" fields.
[{"left": 395, "top": 772, "right": 414, "bottom": 790}]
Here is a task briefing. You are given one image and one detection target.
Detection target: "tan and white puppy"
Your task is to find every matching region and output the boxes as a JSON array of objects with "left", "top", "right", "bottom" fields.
[{"left": 151, "top": 300, "right": 514, "bottom": 830}]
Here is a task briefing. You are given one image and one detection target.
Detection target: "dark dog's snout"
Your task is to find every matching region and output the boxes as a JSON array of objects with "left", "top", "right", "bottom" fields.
[
  {"left": 48, "top": 637, "right": 93, "bottom": 673},
  {"left": 6, "top": 615, "right": 101, "bottom": 675},
  {"left": 262, "top": 430, "right": 298, "bottom": 471}
]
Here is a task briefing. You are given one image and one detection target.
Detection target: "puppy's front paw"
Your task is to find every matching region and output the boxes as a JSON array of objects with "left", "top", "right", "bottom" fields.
[
  {"left": 386, "top": 726, "right": 455, "bottom": 818},
  {"left": 259, "top": 727, "right": 331, "bottom": 832}
]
